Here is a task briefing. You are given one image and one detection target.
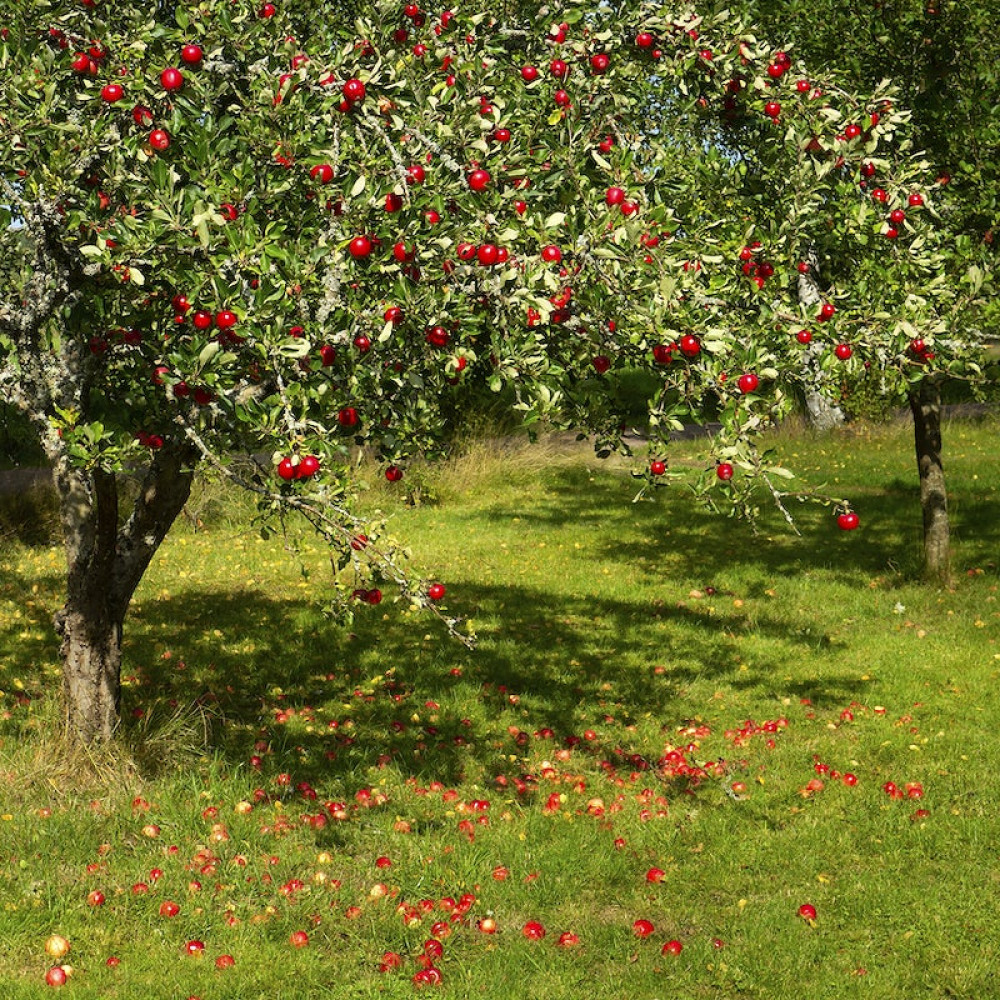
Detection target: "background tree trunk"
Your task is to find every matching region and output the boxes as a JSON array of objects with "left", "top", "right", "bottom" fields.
[{"left": 909, "top": 379, "right": 951, "bottom": 583}]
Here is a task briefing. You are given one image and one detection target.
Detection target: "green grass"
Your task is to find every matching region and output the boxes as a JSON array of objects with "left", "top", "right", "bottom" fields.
[{"left": 1, "top": 414, "right": 999, "bottom": 998}]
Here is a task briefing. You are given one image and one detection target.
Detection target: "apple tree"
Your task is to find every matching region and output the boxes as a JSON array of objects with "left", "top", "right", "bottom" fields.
[
  {"left": 0, "top": 0, "right": 980, "bottom": 744},
  {"left": 725, "top": 0, "right": 998, "bottom": 579}
]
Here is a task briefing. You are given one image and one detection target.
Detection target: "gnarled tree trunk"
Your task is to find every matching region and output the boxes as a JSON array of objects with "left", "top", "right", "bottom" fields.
[
  {"left": 909, "top": 379, "right": 950, "bottom": 584},
  {"left": 50, "top": 448, "right": 198, "bottom": 744}
]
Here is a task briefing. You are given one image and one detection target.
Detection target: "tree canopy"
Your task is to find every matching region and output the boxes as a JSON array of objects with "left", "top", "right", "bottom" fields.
[{"left": 0, "top": 0, "right": 987, "bottom": 742}]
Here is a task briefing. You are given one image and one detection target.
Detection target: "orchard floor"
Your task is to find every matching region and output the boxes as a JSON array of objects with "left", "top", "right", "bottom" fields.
[{"left": 0, "top": 413, "right": 998, "bottom": 999}]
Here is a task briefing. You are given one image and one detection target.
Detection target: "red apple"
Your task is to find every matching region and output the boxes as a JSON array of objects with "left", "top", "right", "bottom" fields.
[
  {"left": 798, "top": 903, "right": 817, "bottom": 922},
  {"left": 632, "top": 918, "right": 655, "bottom": 938},
  {"left": 343, "top": 78, "right": 366, "bottom": 103},
  {"left": 467, "top": 169, "right": 490, "bottom": 192},
  {"left": 837, "top": 511, "right": 859, "bottom": 531},
  {"left": 522, "top": 921, "right": 546, "bottom": 940},
  {"left": 662, "top": 939, "right": 683, "bottom": 955},
  {"left": 349, "top": 235, "right": 372, "bottom": 258},
  {"left": 297, "top": 454, "right": 320, "bottom": 479},
  {"left": 428, "top": 583, "right": 446, "bottom": 601},
  {"left": 834, "top": 343, "right": 852, "bottom": 360},
  {"left": 100, "top": 83, "right": 124, "bottom": 102},
  {"left": 716, "top": 463, "right": 734, "bottom": 481},
  {"left": 650, "top": 460, "right": 666, "bottom": 476},
  {"left": 45, "top": 967, "right": 67, "bottom": 988},
  {"left": 477, "top": 244, "right": 499, "bottom": 266},
  {"left": 181, "top": 43, "right": 203, "bottom": 65},
  {"left": 737, "top": 372, "right": 759, "bottom": 394},
  {"left": 160, "top": 67, "right": 184, "bottom": 91},
  {"left": 679, "top": 334, "right": 700, "bottom": 357},
  {"left": 289, "top": 930, "right": 309, "bottom": 948}
]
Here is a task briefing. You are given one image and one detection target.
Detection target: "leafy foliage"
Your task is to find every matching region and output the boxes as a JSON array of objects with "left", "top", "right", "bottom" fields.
[{"left": 0, "top": 0, "right": 989, "bottom": 646}]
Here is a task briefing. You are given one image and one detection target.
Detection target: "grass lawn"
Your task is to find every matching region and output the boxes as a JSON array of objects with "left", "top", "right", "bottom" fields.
[{"left": 0, "top": 413, "right": 998, "bottom": 999}]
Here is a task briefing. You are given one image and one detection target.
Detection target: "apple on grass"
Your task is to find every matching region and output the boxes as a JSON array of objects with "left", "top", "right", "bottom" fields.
[
  {"left": 45, "top": 936, "right": 70, "bottom": 960},
  {"left": 45, "top": 967, "right": 68, "bottom": 988}
]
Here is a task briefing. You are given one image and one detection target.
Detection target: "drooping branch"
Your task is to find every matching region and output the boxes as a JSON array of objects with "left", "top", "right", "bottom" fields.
[{"left": 179, "top": 422, "right": 474, "bottom": 646}]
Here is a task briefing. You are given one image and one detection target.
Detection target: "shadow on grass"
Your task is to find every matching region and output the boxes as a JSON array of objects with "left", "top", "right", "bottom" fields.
[
  {"left": 488, "top": 458, "right": 1000, "bottom": 586},
  {"left": 0, "top": 554, "right": 864, "bottom": 795},
  {"left": 2, "top": 417, "right": 997, "bottom": 794}
]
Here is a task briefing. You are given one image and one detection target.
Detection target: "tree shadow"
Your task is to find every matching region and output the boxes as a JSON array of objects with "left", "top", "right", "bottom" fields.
[
  {"left": 2, "top": 416, "right": 995, "bottom": 796},
  {"left": 0, "top": 556, "right": 864, "bottom": 792},
  {"left": 64, "top": 567, "right": 861, "bottom": 792},
  {"left": 483, "top": 454, "right": 1000, "bottom": 588}
]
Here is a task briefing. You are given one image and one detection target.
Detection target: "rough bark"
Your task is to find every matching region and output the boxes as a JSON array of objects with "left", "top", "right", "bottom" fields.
[
  {"left": 58, "top": 591, "right": 124, "bottom": 746},
  {"left": 798, "top": 250, "right": 846, "bottom": 431},
  {"left": 909, "top": 379, "right": 951, "bottom": 583}
]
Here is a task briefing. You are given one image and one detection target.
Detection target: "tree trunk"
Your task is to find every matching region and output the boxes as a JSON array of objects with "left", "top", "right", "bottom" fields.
[
  {"left": 909, "top": 379, "right": 950, "bottom": 583},
  {"left": 49, "top": 447, "right": 198, "bottom": 744},
  {"left": 57, "top": 597, "right": 123, "bottom": 744}
]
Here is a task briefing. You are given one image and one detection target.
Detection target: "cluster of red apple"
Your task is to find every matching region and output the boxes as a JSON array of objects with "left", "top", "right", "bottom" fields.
[
  {"left": 738, "top": 240, "right": 777, "bottom": 290},
  {"left": 93, "top": 43, "right": 203, "bottom": 156},
  {"left": 455, "top": 241, "right": 511, "bottom": 267},
  {"left": 87, "top": 327, "right": 143, "bottom": 355},
  {"left": 42, "top": 934, "right": 72, "bottom": 988},
  {"left": 169, "top": 295, "right": 244, "bottom": 347},
  {"left": 135, "top": 431, "right": 164, "bottom": 450},
  {"left": 651, "top": 334, "right": 702, "bottom": 366},
  {"left": 276, "top": 454, "right": 321, "bottom": 481},
  {"left": 882, "top": 779, "right": 924, "bottom": 801}
]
